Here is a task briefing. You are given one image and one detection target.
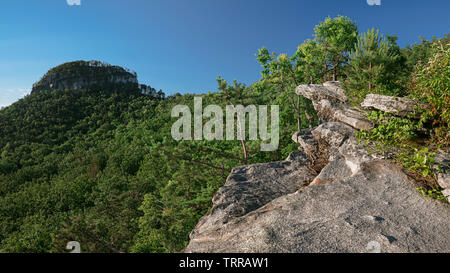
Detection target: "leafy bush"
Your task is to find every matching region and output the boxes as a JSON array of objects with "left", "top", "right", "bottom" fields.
[
  {"left": 357, "top": 112, "right": 439, "bottom": 184},
  {"left": 416, "top": 187, "right": 448, "bottom": 203},
  {"left": 357, "top": 111, "right": 418, "bottom": 145},
  {"left": 397, "top": 148, "right": 436, "bottom": 179},
  {"left": 411, "top": 40, "right": 450, "bottom": 146}
]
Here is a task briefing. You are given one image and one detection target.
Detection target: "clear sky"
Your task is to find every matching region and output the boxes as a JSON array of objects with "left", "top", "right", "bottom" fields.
[{"left": 1, "top": 0, "right": 449, "bottom": 107}]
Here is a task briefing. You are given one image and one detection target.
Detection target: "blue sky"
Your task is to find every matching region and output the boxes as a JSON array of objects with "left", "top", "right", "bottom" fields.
[{"left": 1, "top": 0, "right": 449, "bottom": 107}]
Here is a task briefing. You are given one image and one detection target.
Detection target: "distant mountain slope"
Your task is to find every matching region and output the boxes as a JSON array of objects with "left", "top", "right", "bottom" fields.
[
  {"left": 0, "top": 61, "right": 162, "bottom": 149},
  {"left": 0, "top": 61, "right": 170, "bottom": 252},
  {"left": 0, "top": 60, "right": 279, "bottom": 253}
]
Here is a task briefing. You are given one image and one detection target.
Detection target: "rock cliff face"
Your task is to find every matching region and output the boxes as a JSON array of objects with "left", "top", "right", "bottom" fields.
[
  {"left": 184, "top": 82, "right": 450, "bottom": 253},
  {"left": 31, "top": 60, "right": 159, "bottom": 96}
]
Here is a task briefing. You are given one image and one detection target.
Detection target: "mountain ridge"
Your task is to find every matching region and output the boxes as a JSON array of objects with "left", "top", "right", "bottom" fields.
[{"left": 30, "top": 60, "right": 162, "bottom": 97}]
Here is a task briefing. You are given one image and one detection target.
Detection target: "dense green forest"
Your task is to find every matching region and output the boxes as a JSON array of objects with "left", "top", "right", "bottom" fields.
[{"left": 0, "top": 16, "right": 448, "bottom": 253}]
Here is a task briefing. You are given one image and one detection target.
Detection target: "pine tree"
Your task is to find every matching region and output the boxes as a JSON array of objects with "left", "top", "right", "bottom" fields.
[{"left": 345, "top": 28, "right": 400, "bottom": 103}]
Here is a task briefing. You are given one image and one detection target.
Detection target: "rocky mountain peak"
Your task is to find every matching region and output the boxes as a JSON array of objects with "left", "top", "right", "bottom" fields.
[{"left": 31, "top": 60, "right": 160, "bottom": 96}]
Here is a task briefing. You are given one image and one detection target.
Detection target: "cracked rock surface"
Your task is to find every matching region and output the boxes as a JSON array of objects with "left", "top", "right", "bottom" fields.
[
  {"left": 296, "top": 82, "right": 372, "bottom": 130},
  {"left": 184, "top": 84, "right": 450, "bottom": 253},
  {"left": 361, "top": 94, "right": 427, "bottom": 117},
  {"left": 184, "top": 122, "right": 450, "bottom": 253}
]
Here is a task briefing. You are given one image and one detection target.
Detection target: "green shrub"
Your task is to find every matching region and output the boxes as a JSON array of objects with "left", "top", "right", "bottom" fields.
[
  {"left": 357, "top": 111, "right": 418, "bottom": 145},
  {"left": 397, "top": 148, "right": 436, "bottom": 179},
  {"left": 357, "top": 112, "right": 438, "bottom": 182},
  {"left": 416, "top": 187, "right": 448, "bottom": 203},
  {"left": 411, "top": 41, "right": 449, "bottom": 146}
]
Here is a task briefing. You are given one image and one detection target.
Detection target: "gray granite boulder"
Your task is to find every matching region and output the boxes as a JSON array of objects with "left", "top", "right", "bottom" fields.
[
  {"left": 361, "top": 94, "right": 427, "bottom": 116},
  {"left": 292, "top": 129, "right": 317, "bottom": 157},
  {"left": 296, "top": 83, "right": 372, "bottom": 130},
  {"left": 296, "top": 83, "right": 347, "bottom": 103},
  {"left": 188, "top": 151, "right": 316, "bottom": 240},
  {"left": 184, "top": 121, "right": 450, "bottom": 253},
  {"left": 184, "top": 158, "right": 450, "bottom": 253},
  {"left": 311, "top": 122, "right": 355, "bottom": 148}
]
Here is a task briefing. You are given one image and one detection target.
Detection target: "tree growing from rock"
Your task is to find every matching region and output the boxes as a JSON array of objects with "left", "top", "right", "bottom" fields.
[{"left": 255, "top": 16, "right": 359, "bottom": 131}]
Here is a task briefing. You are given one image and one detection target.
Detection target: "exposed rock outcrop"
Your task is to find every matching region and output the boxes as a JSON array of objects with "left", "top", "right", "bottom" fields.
[
  {"left": 296, "top": 83, "right": 347, "bottom": 103},
  {"left": 189, "top": 152, "right": 316, "bottom": 241},
  {"left": 361, "top": 94, "right": 428, "bottom": 117},
  {"left": 292, "top": 129, "right": 317, "bottom": 156},
  {"left": 184, "top": 84, "right": 450, "bottom": 253},
  {"left": 296, "top": 82, "right": 372, "bottom": 130},
  {"left": 184, "top": 126, "right": 450, "bottom": 253},
  {"left": 311, "top": 122, "right": 355, "bottom": 148},
  {"left": 435, "top": 152, "right": 450, "bottom": 200}
]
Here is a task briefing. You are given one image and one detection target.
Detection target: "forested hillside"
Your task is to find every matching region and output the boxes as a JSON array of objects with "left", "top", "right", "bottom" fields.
[
  {"left": 0, "top": 16, "right": 448, "bottom": 253},
  {"left": 0, "top": 62, "right": 301, "bottom": 253}
]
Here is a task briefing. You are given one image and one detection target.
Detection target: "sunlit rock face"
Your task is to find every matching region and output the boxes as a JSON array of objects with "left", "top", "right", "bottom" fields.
[
  {"left": 296, "top": 82, "right": 372, "bottom": 131},
  {"left": 361, "top": 94, "right": 428, "bottom": 117},
  {"left": 184, "top": 85, "right": 450, "bottom": 253},
  {"left": 184, "top": 121, "right": 450, "bottom": 253}
]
